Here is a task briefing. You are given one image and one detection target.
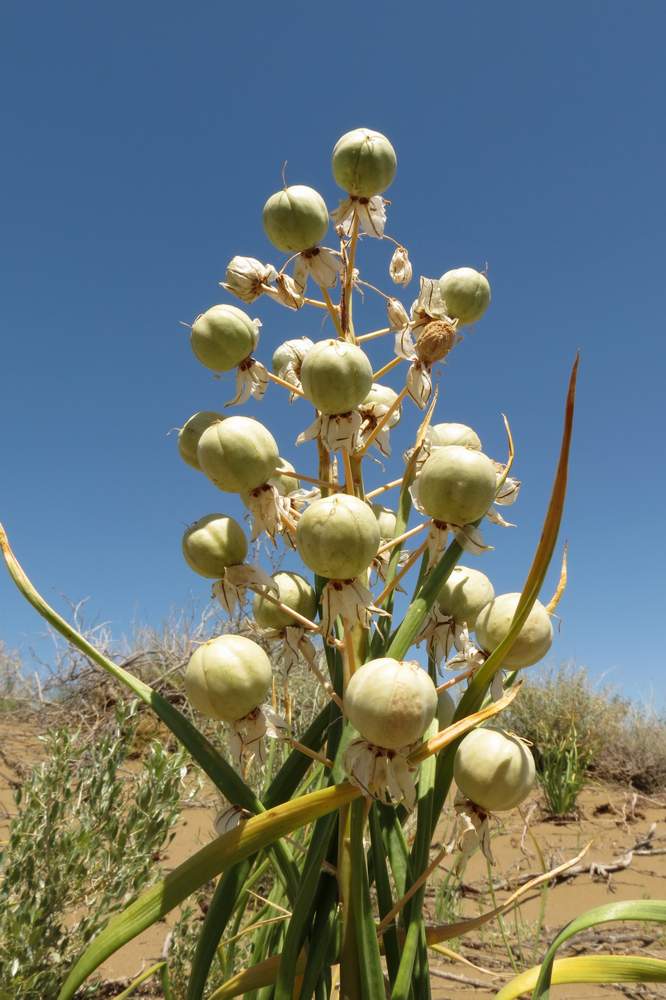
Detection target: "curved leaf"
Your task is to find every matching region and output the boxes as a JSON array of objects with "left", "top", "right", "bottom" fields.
[
  {"left": 0, "top": 526, "right": 256, "bottom": 812},
  {"left": 57, "top": 783, "right": 359, "bottom": 1000},
  {"left": 495, "top": 955, "right": 666, "bottom": 1000},
  {"left": 350, "top": 800, "right": 385, "bottom": 998},
  {"left": 529, "top": 898, "right": 666, "bottom": 999}
]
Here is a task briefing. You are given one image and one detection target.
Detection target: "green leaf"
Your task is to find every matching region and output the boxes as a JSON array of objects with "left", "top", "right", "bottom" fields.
[
  {"left": 386, "top": 538, "right": 462, "bottom": 662},
  {"left": 57, "top": 782, "right": 360, "bottom": 1000},
  {"left": 496, "top": 955, "right": 666, "bottom": 1000},
  {"left": 528, "top": 899, "right": 666, "bottom": 999},
  {"left": 273, "top": 812, "right": 337, "bottom": 1000},
  {"left": 0, "top": 525, "right": 301, "bottom": 904},
  {"left": 427, "top": 356, "right": 580, "bottom": 831},
  {"left": 185, "top": 862, "right": 253, "bottom": 1000},
  {"left": 350, "top": 800, "right": 386, "bottom": 999},
  {"left": 298, "top": 870, "right": 339, "bottom": 1000},
  {"left": 391, "top": 722, "right": 437, "bottom": 999},
  {"left": 460, "top": 354, "right": 579, "bottom": 714},
  {"left": 369, "top": 807, "right": 400, "bottom": 982}
]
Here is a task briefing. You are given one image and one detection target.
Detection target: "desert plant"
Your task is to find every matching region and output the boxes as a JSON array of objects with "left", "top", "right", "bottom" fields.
[
  {"left": 5, "top": 125, "right": 655, "bottom": 1000},
  {"left": 536, "top": 724, "right": 590, "bottom": 816},
  {"left": 502, "top": 663, "right": 666, "bottom": 794},
  {"left": 0, "top": 701, "right": 190, "bottom": 1000}
]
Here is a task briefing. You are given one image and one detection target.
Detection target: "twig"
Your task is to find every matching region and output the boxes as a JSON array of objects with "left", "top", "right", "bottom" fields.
[
  {"left": 376, "top": 520, "right": 429, "bottom": 556},
  {"left": 436, "top": 668, "right": 476, "bottom": 693},
  {"left": 378, "top": 845, "right": 448, "bottom": 933},
  {"left": 354, "top": 384, "right": 409, "bottom": 456},
  {"left": 283, "top": 470, "right": 343, "bottom": 490},
  {"left": 374, "top": 539, "right": 428, "bottom": 606},
  {"left": 428, "top": 968, "right": 495, "bottom": 990},
  {"left": 365, "top": 477, "right": 404, "bottom": 500},
  {"left": 356, "top": 327, "right": 392, "bottom": 343},
  {"left": 265, "top": 370, "right": 305, "bottom": 397},
  {"left": 372, "top": 356, "right": 403, "bottom": 381}
]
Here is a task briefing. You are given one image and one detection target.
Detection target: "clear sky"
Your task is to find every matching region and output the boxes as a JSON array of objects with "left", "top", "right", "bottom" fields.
[{"left": 1, "top": 2, "right": 665, "bottom": 701}]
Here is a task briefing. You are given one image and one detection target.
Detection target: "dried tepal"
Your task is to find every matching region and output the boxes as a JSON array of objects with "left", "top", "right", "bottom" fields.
[{"left": 2, "top": 126, "right": 595, "bottom": 1000}]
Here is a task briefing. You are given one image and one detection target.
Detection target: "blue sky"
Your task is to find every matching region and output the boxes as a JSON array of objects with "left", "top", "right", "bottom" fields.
[{"left": 1, "top": 2, "right": 665, "bottom": 701}]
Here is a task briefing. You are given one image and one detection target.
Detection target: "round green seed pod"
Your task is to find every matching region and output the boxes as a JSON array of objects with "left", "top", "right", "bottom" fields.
[
  {"left": 178, "top": 411, "right": 224, "bottom": 470},
  {"left": 253, "top": 571, "right": 317, "bottom": 630},
  {"left": 296, "top": 494, "right": 380, "bottom": 580},
  {"left": 271, "top": 337, "right": 314, "bottom": 376},
  {"left": 184, "top": 634, "right": 272, "bottom": 723},
  {"left": 300, "top": 339, "right": 373, "bottom": 415},
  {"left": 475, "top": 593, "right": 553, "bottom": 669},
  {"left": 190, "top": 304, "right": 257, "bottom": 372},
  {"left": 332, "top": 128, "right": 397, "bottom": 197},
  {"left": 418, "top": 446, "right": 497, "bottom": 525},
  {"left": 372, "top": 503, "right": 397, "bottom": 541},
  {"left": 454, "top": 728, "right": 535, "bottom": 812},
  {"left": 197, "top": 416, "right": 279, "bottom": 494},
  {"left": 438, "top": 565, "right": 495, "bottom": 628},
  {"left": 362, "top": 383, "right": 401, "bottom": 427},
  {"left": 344, "top": 658, "right": 437, "bottom": 750},
  {"left": 182, "top": 514, "right": 248, "bottom": 578},
  {"left": 438, "top": 268, "right": 491, "bottom": 326},
  {"left": 437, "top": 689, "right": 456, "bottom": 731},
  {"left": 263, "top": 185, "right": 329, "bottom": 253},
  {"left": 429, "top": 422, "right": 482, "bottom": 451}
]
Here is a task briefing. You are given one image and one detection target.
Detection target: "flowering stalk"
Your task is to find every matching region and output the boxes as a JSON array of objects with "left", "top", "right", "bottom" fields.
[{"left": 0, "top": 125, "right": 591, "bottom": 1000}]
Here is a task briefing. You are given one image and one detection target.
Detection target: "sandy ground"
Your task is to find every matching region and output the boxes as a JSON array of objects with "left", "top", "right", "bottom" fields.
[{"left": 2, "top": 715, "right": 666, "bottom": 999}]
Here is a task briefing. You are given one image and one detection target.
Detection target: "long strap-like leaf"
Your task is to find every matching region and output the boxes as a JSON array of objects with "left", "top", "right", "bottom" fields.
[
  {"left": 0, "top": 525, "right": 303, "bottom": 906},
  {"left": 350, "top": 799, "right": 386, "bottom": 998},
  {"left": 0, "top": 525, "right": 259, "bottom": 813},
  {"left": 496, "top": 954, "right": 666, "bottom": 1000},
  {"left": 527, "top": 899, "right": 666, "bottom": 999},
  {"left": 56, "top": 782, "right": 359, "bottom": 1000}
]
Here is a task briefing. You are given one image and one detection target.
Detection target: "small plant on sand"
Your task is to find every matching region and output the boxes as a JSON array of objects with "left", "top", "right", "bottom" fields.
[
  {"left": 0, "top": 703, "right": 189, "bottom": 1000},
  {"left": 3, "top": 125, "right": 665, "bottom": 999},
  {"left": 537, "top": 724, "right": 590, "bottom": 817}
]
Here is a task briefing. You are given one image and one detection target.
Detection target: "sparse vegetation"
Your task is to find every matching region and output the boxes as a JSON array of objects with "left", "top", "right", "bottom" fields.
[
  {"left": 0, "top": 702, "right": 190, "bottom": 1000},
  {"left": 503, "top": 664, "right": 666, "bottom": 796}
]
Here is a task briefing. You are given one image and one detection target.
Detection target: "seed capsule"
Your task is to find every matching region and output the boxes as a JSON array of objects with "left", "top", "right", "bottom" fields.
[
  {"left": 296, "top": 494, "right": 380, "bottom": 580},
  {"left": 263, "top": 185, "right": 329, "bottom": 253},
  {"left": 429, "top": 422, "right": 482, "bottom": 451},
  {"left": 182, "top": 515, "right": 248, "bottom": 578},
  {"left": 437, "top": 689, "right": 456, "bottom": 730},
  {"left": 418, "top": 446, "right": 497, "bottom": 525},
  {"left": 178, "top": 411, "right": 224, "bottom": 470},
  {"left": 438, "top": 565, "right": 495, "bottom": 629},
  {"left": 454, "top": 728, "right": 535, "bottom": 811},
  {"left": 372, "top": 503, "right": 397, "bottom": 541},
  {"left": 362, "top": 383, "right": 401, "bottom": 426},
  {"left": 190, "top": 304, "right": 258, "bottom": 372},
  {"left": 271, "top": 337, "right": 314, "bottom": 377},
  {"left": 197, "top": 416, "right": 279, "bottom": 494},
  {"left": 253, "top": 571, "right": 317, "bottom": 630},
  {"left": 344, "top": 658, "right": 437, "bottom": 749},
  {"left": 438, "top": 268, "right": 491, "bottom": 326},
  {"left": 184, "top": 634, "right": 272, "bottom": 723},
  {"left": 475, "top": 593, "right": 553, "bottom": 669},
  {"left": 332, "top": 128, "right": 397, "bottom": 197},
  {"left": 300, "top": 340, "right": 373, "bottom": 415}
]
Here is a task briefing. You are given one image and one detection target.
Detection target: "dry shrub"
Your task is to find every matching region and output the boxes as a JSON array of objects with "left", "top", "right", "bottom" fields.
[{"left": 503, "top": 664, "right": 666, "bottom": 793}]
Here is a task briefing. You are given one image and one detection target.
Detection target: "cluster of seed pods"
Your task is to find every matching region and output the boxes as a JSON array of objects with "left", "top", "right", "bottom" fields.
[{"left": 175, "top": 127, "right": 555, "bottom": 835}]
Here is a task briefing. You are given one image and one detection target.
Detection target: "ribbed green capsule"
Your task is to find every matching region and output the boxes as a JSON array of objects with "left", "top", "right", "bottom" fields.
[
  {"left": 263, "top": 185, "right": 329, "bottom": 253},
  {"left": 332, "top": 127, "right": 397, "bottom": 197}
]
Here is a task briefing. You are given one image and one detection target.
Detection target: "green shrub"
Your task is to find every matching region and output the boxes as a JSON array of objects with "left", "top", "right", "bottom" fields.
[
  {"left": 0, "top": 701, "right": 189, "bottom": 999},
  {"left": 536, "top": 724, "right": 590, "bottom": 816}
]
